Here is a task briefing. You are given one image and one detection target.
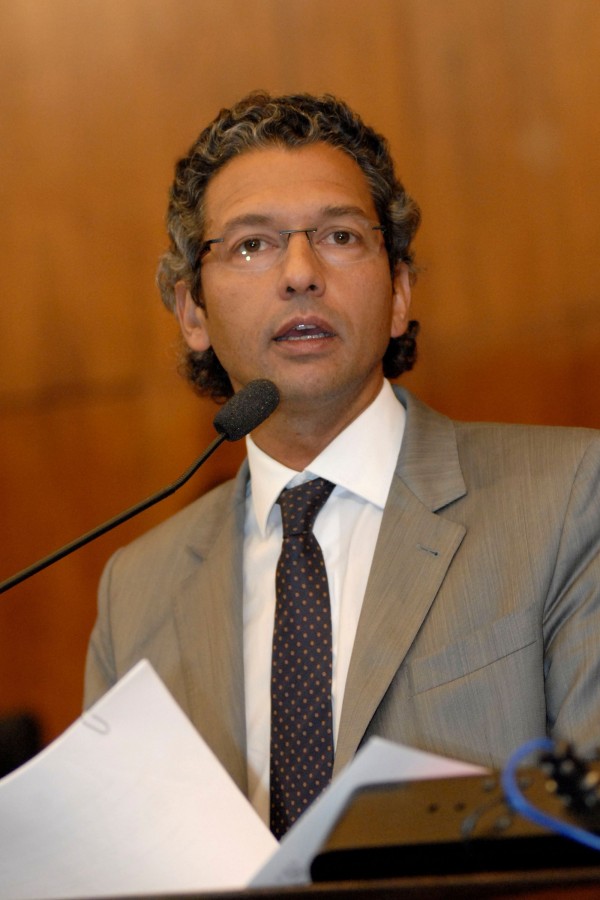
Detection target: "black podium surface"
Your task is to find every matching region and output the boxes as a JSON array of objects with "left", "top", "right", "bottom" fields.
[{"left": 103, "top": 867, "right": 600, "bottom": 900}]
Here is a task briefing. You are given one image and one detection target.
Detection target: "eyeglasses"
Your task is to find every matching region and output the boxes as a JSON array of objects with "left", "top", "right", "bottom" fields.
[{"left": 199, "top": 216, "right": 385, "bottom": 272}]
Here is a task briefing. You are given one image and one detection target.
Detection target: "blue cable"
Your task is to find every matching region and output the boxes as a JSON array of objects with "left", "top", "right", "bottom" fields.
[{"left": 501, "top": 736, "right": 600, "bottom": 852}]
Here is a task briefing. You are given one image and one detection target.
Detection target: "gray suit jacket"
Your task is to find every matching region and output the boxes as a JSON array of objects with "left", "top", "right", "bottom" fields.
[{"left": 84, "top": 388, "right": 600, "bottom": 795}]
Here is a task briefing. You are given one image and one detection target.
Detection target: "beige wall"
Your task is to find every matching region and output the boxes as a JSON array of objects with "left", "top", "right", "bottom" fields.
[{"left": 1, "top": 0, "right": 598, "bottom": 742}]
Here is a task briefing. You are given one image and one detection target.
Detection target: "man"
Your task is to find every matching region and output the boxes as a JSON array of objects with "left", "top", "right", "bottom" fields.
[{"left": 85, "top": 92, "right": 600, "bottom": 837}]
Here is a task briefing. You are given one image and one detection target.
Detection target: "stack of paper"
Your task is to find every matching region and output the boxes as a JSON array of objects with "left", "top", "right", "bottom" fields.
[{"left": 0, "top": 661, "right": 483, "bottom": 899}]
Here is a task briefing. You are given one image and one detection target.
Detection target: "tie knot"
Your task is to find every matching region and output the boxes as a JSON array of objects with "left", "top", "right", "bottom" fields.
[{"left": 277, "top": 477, "right": 335, "bottom": 537}]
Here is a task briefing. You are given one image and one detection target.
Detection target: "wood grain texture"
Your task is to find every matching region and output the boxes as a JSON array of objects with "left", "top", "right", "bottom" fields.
[{"left": 0, "top": 0, "right": 598, "bottom": 743}]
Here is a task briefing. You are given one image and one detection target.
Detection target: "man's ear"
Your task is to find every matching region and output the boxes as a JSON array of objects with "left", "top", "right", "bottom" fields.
[
  {"left": 390, "top": 262, "right": 412, "bottom": 338},
  {"left": 174, "top": 282, "right": 211, "bottom": 352}
]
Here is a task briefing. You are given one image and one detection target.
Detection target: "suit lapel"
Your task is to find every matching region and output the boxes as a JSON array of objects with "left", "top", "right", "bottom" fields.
[
  {"left": 171, "top": 464, "right": 250, "bottom": 793},
  {"left": 162, "top": 391, "right": 468, "bottom": 784},
  {"left": 335, "top": 390, "right": 467, "bottom": 773}
]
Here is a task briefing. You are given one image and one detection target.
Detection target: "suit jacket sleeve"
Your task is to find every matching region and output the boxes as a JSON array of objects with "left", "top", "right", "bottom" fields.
[{"left": 543, "top": 436, "right": 600, "bottom": 752}]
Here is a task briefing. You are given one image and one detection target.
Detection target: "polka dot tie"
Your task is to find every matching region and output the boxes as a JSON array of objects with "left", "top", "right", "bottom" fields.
[{"left": 270, "top": 477, "right": 336, "bottom": 840}]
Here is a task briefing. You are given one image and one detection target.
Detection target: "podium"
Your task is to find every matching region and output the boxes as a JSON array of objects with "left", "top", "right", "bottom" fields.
[{"left": 104, "top": 869, "right": 600, "bottom": 899}]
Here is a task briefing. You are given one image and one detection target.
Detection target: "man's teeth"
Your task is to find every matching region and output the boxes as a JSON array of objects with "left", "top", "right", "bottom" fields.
[
  {"left": 288, "top": 326, "right": 324, "bottom": 340},
  {"left": 276, "top": 324, "right": 330, "bottom": 341}
]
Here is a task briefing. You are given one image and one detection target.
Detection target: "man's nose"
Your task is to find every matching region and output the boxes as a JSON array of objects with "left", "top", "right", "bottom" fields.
[{"left": 278, "top": 230, "right": 325, "bottom": 297}]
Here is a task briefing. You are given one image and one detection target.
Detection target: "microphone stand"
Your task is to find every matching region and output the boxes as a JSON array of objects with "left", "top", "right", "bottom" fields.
[{"left": 0, "top": 433, "right": 226, "bottom": 595}]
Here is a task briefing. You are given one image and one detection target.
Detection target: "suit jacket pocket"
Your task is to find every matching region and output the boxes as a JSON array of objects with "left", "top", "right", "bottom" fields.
[{"left": 408, "top": 604, "right": 539, "bottom": 695}]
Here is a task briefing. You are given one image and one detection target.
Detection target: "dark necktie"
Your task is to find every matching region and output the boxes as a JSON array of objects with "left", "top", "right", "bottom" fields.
[{"left": 270, "top": 477, "right": 336, "bottom": 840}]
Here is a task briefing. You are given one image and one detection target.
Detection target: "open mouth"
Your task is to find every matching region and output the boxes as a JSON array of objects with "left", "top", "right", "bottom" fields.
[{"left": 274, "top": 322, "right": 336, "bottom": 342}]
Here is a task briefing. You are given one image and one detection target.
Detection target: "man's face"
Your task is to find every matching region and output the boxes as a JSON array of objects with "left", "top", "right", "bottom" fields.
[{"left": 176, "top": 142, "right": 411, "bottom": 418}]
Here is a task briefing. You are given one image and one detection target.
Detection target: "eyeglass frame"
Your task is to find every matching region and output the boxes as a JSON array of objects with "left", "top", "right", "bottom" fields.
[{"left": 197, "top": 223, "right": 386, "bottom": 268}]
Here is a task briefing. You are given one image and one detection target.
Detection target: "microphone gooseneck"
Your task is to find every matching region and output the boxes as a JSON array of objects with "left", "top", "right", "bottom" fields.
[
  {"left": 0, "top": 379, "right": 280, "bottom": 594},
  {"left": 213, "top": 379, "right": 280, "bottom": 440}
]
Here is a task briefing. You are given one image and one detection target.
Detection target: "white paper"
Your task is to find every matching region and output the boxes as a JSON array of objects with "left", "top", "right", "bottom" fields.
[
  {"left": 0, "top": 661, "right": 277, "bottom": 899},
  {"left": 0, "top": 662, "right": 486, "bottom": 898},
  {"left": 252, "top": 736, "right": 486, "bottom": 887}
]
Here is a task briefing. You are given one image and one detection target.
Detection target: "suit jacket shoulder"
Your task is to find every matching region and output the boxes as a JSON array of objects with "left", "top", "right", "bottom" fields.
[{"left": 337, "top": 388, "right": 600, "bottom": 771}]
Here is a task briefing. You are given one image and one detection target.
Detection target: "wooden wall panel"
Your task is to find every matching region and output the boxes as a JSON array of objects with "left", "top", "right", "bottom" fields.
[{"left": 0, "top": 0, "right": 598, "bottom": 743}]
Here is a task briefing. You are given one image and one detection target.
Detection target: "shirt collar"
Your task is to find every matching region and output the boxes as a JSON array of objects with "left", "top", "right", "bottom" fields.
[{"left": 246, "top": 379, "right": 405, "bottom": 537}]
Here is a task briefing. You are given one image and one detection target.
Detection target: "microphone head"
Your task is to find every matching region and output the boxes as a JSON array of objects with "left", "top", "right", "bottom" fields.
[{"left": 213, "top": 379, "right": 280, "bottom": 441}]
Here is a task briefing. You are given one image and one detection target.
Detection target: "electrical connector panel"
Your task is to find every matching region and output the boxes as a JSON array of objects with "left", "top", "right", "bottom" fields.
[{"left": 311, "top": 754, "right": 600, "bottom": 882}]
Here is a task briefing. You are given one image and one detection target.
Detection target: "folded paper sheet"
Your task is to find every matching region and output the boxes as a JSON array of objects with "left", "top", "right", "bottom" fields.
[{"left": 0, "top": 661, "right": 277, "bottom": 899}]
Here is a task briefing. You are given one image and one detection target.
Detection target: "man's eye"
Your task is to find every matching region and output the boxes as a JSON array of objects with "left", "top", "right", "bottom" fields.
[
  {"left": 323, "top": 229, "right": 359, "bottom": 246},
  {"left": 236, "top": 237, "right": 267, "bottom": 255}
]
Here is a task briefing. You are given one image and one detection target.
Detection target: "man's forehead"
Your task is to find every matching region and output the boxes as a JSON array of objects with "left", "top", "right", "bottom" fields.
[{"left": 202, "top": 142, "right": 377, "bottom": 232}]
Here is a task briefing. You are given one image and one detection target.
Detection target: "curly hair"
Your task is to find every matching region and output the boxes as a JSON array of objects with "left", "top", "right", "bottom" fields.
[{"left": 157, "top": 91, "right": 421, "bottom": 401}]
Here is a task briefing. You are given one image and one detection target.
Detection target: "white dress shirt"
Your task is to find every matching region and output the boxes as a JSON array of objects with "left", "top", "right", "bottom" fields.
[{"left": 243, "top": 379, "right": 406, "bottom": 823}]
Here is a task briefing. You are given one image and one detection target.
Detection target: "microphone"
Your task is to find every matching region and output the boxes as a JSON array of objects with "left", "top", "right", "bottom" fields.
[
  {"left": 0, "top": 379, "right": 280, "bottom": 595},
  {"left": 213, "top": 378, "right": 280, "bottom": 440}
]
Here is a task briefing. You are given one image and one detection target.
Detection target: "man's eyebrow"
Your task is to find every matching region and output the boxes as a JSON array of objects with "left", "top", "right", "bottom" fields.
[
  {"left": 318, "top": 205, "right": 371, "bottom": 219},
  {"left": 220, "top": 213, "right": 274, "bottom": 232},
  {"left": 219, "top": 206, "right": 372, "bottom": 233}
]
